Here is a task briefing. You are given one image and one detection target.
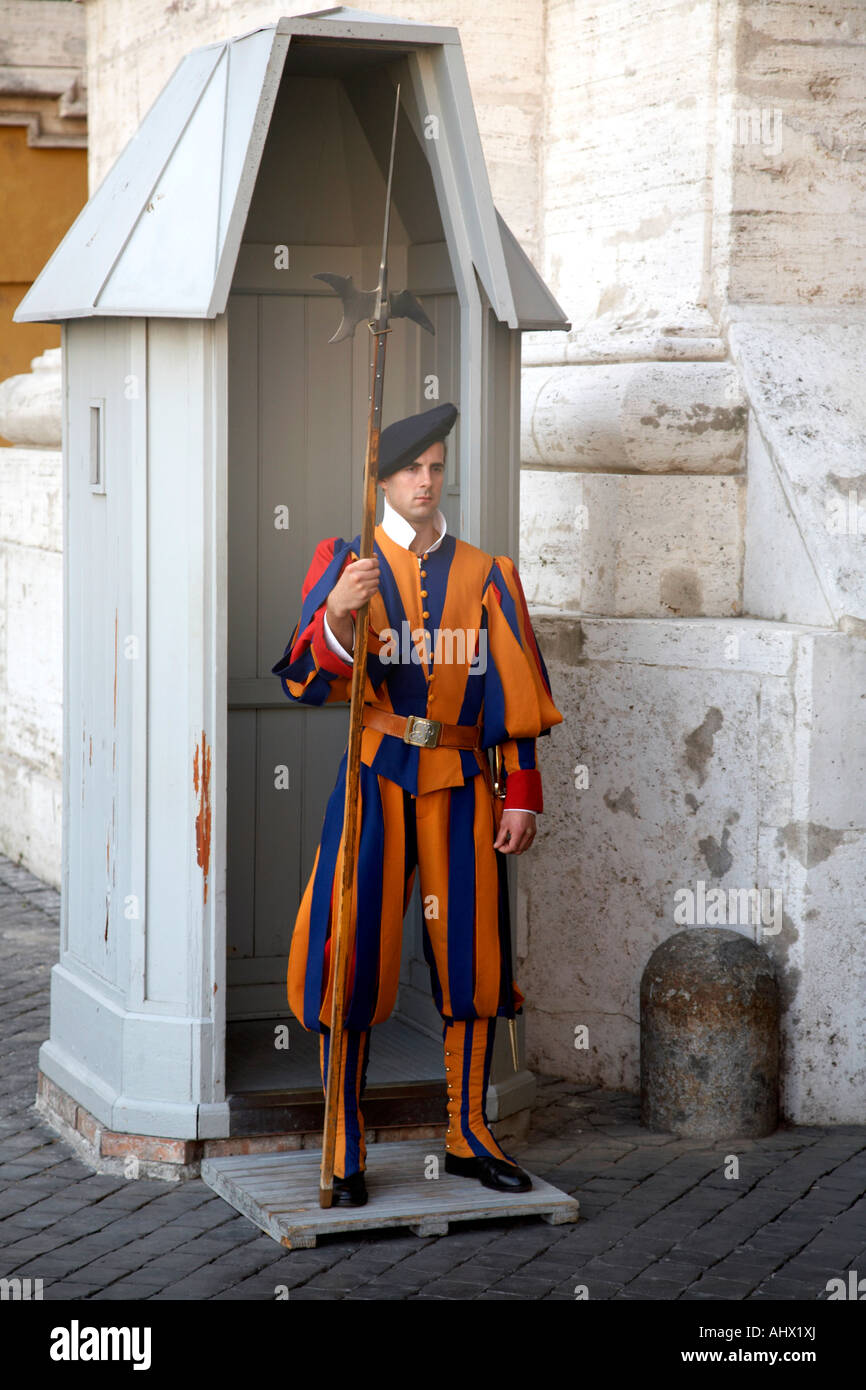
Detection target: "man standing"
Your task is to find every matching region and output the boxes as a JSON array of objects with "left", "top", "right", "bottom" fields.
[{"left": 272, "top": 402, "right": 563, "bottom": 1206}]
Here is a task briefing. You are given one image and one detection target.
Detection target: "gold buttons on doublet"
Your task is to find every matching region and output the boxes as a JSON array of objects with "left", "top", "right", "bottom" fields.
[{"left": 418, "top": 553, "right": 431, "bottom": 634}]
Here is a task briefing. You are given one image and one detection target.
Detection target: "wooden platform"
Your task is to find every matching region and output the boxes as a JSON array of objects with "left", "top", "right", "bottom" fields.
[{"left": 200, "top": 1140, "right": 579, "bottom": 1248}]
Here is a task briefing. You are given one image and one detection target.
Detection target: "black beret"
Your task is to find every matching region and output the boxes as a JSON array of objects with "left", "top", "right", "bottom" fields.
[{"left": 377, "top": 402, "right": 458, "bottom": 479}]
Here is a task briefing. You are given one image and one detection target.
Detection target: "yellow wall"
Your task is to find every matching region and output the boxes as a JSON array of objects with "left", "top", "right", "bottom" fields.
[{"left": 0, "top": 124, "right": 87, "bottom": 444}]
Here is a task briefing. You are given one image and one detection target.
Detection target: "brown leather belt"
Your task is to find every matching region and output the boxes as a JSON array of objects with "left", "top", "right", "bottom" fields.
[{"left": 361, "top": 705, "right": 481, "bottom": 750}]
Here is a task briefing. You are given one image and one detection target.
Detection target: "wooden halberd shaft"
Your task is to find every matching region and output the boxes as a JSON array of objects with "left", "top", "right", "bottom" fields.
[{"left": 319, "top": 84, "right": 401, "bottom": 1208}]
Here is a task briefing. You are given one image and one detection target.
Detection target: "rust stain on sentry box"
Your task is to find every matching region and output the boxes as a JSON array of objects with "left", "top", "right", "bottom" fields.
[{"left": 194, "top": 729, "right": 212, "bottom": 904}]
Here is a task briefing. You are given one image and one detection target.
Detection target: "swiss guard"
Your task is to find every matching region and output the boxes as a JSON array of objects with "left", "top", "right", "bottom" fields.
[{"left": 272, "top": 401, "right": 563, "bottom": 1206}]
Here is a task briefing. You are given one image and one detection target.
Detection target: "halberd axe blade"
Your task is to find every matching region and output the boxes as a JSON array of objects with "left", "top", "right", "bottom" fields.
[{"left": 313, "top": 272, "right": 435, "bottom": 343}]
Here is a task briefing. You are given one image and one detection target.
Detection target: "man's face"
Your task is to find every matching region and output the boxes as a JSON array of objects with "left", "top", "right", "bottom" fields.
[{"left": 379, "top": 441, "right": 446, "bottom": 526}]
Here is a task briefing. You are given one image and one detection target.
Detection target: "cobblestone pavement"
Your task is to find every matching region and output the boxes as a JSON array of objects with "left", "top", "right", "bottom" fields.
[{"left": 1, "top": 855, "right": 865, "bottom": 1302}]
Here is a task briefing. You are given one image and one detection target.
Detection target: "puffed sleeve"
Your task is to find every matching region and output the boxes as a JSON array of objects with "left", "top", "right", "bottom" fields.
[
  {"left": 480, "top": 554, "right": 563, "bottom": 812},
  {"left": 271, "top": 537, "right": 357, "bottom": 705}
]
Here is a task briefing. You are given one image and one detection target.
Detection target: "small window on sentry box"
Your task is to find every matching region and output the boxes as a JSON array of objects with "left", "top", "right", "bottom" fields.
[{"left": 89, "top": 399, "right": 105, "bottom": 493}]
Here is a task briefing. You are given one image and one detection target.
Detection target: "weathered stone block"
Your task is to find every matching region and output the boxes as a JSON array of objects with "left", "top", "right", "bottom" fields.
[
  {"left": 521, "top": 362, "right": 746, "bottom": 472},
  {"left": 520, "top": 470, "right": 744, "bottom": 617}
]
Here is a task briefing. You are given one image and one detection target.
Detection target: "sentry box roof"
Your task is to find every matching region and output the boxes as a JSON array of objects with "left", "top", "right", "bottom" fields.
[{"left": 15, "top": 6, "right": 569, "bottom": 332}]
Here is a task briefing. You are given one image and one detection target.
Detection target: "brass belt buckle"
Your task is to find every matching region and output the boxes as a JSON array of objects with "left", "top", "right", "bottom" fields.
[{"left": 403, "top": 715, "right": 441, "bottom": 748}]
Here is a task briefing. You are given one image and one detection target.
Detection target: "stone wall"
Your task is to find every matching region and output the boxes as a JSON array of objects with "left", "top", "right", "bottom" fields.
[
  {"left": 0, "top": 350, "right": 63, "bottom": 886},
  {"left": 523, "top": 615, "right": 866, "bottom": 1125},
  {"left": 532, "top": 0, "right": 866, "bottom": 366},
  {"left": 515, "top": 0, "right": 866, "bottom": 1122}
]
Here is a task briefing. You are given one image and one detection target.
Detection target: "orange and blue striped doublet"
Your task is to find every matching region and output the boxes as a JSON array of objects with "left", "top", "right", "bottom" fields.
[
  {"left": 272, "top": 522, "right": 563, "bottom": 1036},
  {"left": 273, "top": 525, "right": 562, "bottom": 808}
]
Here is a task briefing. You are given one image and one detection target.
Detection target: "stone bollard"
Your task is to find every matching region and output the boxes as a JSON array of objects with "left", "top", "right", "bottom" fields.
[{"left": 640, "top": 927, "right": 780, "bottom": 1139}]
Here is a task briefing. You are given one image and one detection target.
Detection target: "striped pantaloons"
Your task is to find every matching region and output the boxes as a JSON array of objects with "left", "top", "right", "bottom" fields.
[{"left": 296, "top": 759, "right": 524, "bottom": 1180}]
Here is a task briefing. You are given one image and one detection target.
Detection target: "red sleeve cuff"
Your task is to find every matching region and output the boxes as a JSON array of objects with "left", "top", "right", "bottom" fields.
[
  {"left": 503, "top": 769, "right": 543, "bottom": 814},
  {"left": 311, "top": 609, "right": 353, "bottom": 678}
]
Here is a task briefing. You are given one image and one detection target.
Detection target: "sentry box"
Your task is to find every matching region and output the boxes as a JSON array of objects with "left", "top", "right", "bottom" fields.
[{"left": 15, "top": 8, "right": 568, "bottom": 1162}]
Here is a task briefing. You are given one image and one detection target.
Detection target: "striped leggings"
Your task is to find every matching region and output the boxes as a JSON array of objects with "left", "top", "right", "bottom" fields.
[{"left": 321, "top": 1016, "right": 516, "bottom": 1178}]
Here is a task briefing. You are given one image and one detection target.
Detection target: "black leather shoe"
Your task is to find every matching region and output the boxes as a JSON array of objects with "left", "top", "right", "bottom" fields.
[
  {"left": 332, "top": 1170, "right": 368, "bottom": 1206},
  {"left": 444, "top": 1151, "right": 532, "bottom": 1193}
]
